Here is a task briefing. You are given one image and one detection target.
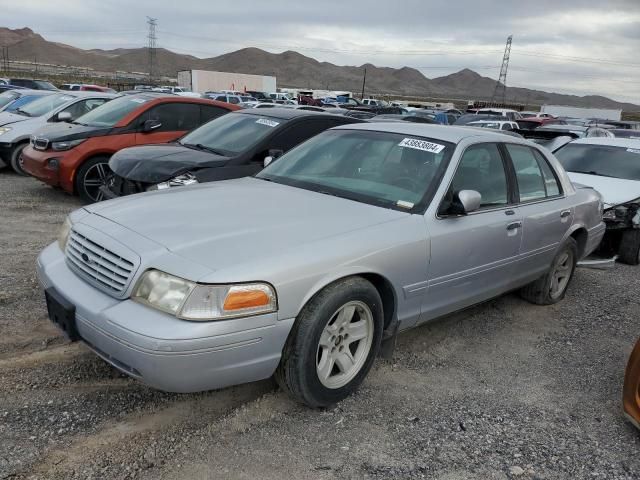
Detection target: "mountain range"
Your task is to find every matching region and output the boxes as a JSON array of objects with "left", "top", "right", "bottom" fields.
[{"left": 1, "top": 27, "right": 637, "bottom": 110}]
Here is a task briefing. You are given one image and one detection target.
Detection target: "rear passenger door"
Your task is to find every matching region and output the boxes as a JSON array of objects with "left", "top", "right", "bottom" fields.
[
  {"left": 420, "top": 142, "right": 522, "bottom": 322},
  {"left": 504, "top": 143, "right": 573, "bottom": 282},
  {"left": 135, "top": 102, "right": 200, "bottom": 145}
]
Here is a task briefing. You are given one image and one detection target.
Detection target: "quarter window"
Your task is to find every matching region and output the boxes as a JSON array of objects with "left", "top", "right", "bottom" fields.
[
  {"left": 450, "top": 143, "right": 508, "bottom": 208},
  {"left": 506, "top": 144, "right": 547, "bottom": 202}
]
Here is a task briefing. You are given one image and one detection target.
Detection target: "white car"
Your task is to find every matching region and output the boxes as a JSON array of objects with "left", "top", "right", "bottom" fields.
[
  {"left": 554, "top": 137, "right": 640, "bottom": 264},
  {"left": 521, "top": 111, "right": 556, "bottom": 119},
  {"left": 467, "top": 120, "right": 519, "bottom": 131},
  {"left": 476, "top": 108, "right": 523, "bottom": 121},
  {"left": 0, "top": 92, "right": 113, "bottom": 173},
  {"left": 362, "top": 98, "right": 388, "bottom": 107}
]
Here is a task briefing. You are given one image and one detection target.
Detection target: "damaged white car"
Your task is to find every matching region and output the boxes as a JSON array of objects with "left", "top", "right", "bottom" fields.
[{"left": 555, "top": 138, "right": 640, "bottom": 264}]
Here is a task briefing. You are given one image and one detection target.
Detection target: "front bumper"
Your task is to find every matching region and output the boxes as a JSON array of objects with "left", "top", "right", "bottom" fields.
[
  {"left": 36, "top": 243, "right": 293, "bottom": 393},
  {"left": 0, "top": 142, "right": 14, "bottom": 166},
  {"left": 623, "top": 338, "right": 640, "bottom": 430},
  {"left": 22, "top": 145, "right": 65, "bottom": 187}
]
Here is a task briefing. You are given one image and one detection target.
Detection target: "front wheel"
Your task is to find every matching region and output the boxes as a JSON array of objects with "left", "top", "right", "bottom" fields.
[
  {"left": 276, "top": 277, "right": 383, "bottom": 407},
  {"left": 520, "top": 237, "right": 578, "bottom": 305},
  {"left": 9, "top": 143, "right": 28, "bottom": 176},
  {"left": 75, "top": 156, "right": 111, "bottom": 203}
]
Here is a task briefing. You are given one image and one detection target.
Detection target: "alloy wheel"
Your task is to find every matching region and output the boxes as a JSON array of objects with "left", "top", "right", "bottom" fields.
[
  {"left": 316, "top": 300, "right": 374, "bottom": 389},
  {"left": 549, "top": 250, "right": 573, "bottom": 299},
  {"left": 83, "top": 162, "right": 111, "bottom": 202}
]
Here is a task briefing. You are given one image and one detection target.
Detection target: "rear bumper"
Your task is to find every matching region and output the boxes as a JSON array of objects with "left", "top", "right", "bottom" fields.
[{"left": 36, "top": 243, "right": 294, "bottom": 393}]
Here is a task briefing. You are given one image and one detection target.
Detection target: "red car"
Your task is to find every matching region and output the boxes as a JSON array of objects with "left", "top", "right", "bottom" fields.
[{"left": 22, "top": 94, "right": 239, "bottom": 202}]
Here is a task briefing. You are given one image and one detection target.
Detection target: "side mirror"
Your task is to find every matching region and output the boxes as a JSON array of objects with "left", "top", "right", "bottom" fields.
[
  {"left": 141, "top": 119, "right": 162, "bottom": 133},
  {"left": 55, "top": 111, "right": 72, "bottom": 122},
  {"left": 456, "top": 190, "right": 482, "bottom": 214},
  {"left": 263, "top": 156, "right": 274, "bottom": 168}
]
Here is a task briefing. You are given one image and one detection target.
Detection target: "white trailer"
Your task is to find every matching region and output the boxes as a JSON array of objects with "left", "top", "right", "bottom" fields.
[
  {"left": 177, "top": 70, "right": 276, "bottom": 95},
  {"left": 541, "top": 105, "right": 622, "bottom": 121}
]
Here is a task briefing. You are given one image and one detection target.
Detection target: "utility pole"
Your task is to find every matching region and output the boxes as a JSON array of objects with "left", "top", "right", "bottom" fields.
[
  {"left": 146, "top": 17, "right": 157, "bottom": 83},
  {"left": 361, "top": 68, "right": 367, "bottom": 100},
  {"left": 491, "top": 35, "right": 512, "bottom": 106}
]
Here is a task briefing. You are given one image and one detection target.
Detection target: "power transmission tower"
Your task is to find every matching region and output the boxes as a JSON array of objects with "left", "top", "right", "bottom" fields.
[
  {"left": 1, "top": 46, "right": 9, "bottom": 73},
  {"left": 147, "top": 17, "right": 157, "bottom": 82},
  {"left": 491, "top": 35, "right": 512, "bottom": 106}
]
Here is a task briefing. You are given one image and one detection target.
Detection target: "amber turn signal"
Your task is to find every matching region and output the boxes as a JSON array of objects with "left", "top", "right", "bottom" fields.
[{"left": 223, "top": 289, "right": 271, "bottom": 311}]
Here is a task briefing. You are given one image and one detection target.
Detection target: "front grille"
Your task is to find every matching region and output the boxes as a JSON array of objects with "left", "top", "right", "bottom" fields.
[
  {"left": 66, "top": 230, "right": 135, "bottom": 294},
  {"left": 33, "top": 137, "right": 49, "bottom": 151}
]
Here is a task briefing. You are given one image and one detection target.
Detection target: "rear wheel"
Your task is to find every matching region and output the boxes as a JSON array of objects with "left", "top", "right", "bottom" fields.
[
  {"left": 520, "top": 237, "right": 578, "bottom": 305},
  {"left": 275, "top": 277, "right": 383, "bottom": 407},
  {"left": 9, "top": 142, "right": 28, "bottom": 176},
  {"left": 619, "top": 230, "right": 640, "bottom": 265},
  {"left": 75, "top": 156, "right": 111, "bottom": 203}
]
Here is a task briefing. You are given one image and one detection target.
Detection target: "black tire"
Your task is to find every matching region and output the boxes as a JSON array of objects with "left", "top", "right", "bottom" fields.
[
  {"left": 9, "top": 142, "right": 28, "bottom": 176},
  {"left": 619, "top": 230, "right": 640, "bottom": 266},
  {"left": 520, "top": 237, "right": 578, "bottom": 305},
  {"left": 75, "top": 156, "right": 111, "bottom": 204},
  {"left": 275, "top": 277, "right": 383, "bottom": 407}
]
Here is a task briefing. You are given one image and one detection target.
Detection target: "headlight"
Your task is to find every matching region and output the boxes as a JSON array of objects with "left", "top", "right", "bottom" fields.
[
  {"left": 58, "top": 217, "right": 72, "bottom": 251},
  {"left": 147, "top": 172, "right": 198, "bottom": 191},
  {"left": 131, "top": 269, "right": 277, "bottom": 321},
  {"left": 51, "top": 138, "right": 86, "bottom": 151},
  {"left": 0, "top": 127, "right": 12, "bottom": 136}
]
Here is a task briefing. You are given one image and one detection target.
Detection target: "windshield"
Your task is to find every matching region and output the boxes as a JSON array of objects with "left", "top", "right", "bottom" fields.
[
  {"left": 4, "top": 95, "right": 40, "bottom": 112},
  {"left": 257, "top": 129, "right": 454, "bottom": 210},
  {"left": 0, "top": 91, "right": 20, "bottom": 109},
  {"left": 74, "top": 95, "right": 146, "bottom": 127},
  {"left": 20, "top": 93, "right": 75, "bottom": 117},
  {"left": 179, "top": 113, "right": 286, "bottom": 155},
  {"left": 555, "top": 143, "right": 640, "bottom": 181}
]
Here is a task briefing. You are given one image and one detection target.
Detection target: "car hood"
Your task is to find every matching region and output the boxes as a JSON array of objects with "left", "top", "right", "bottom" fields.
[
  {"left": 85, "top": 177, "right": 408, "bottom": 273},
  {"left": 567, "top": 172, "right": 640, "bottom": 207},
  {"left": 0, "top": 111, "right": 30, "bottom": 127},
  {"left": 31, "top": 122, "right": 108, "bottom": 142},
  {"left": 109, "top": 144, "right": 231, "bottom": 183}
]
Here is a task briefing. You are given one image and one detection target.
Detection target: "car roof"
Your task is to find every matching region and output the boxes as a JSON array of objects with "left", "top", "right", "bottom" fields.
[
  {"left": 334, "top": 122, "right": 525, "bottom": 143},
  {"left": 235, "top": 107, "right": 337, "bottom": 120},
  {"left": 569, "top": 137, "right": 640, "bottom": 148}
]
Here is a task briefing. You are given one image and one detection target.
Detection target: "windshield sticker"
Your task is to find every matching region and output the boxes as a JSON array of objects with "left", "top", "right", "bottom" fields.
[
  {"left": 256, "top": 118, "right": 279, "bottom": 128},
  {"left": 130, "top": 98, "right": 147, "bottom": 103},
  {"left": 398, "top": 138, "right": 445, "bottom": 154},
  {"left": 627, "top": 148, "right": 640, "bottom": 154},
  {"left": 396, "top": 200, "right": 415, "bottom": 209}
]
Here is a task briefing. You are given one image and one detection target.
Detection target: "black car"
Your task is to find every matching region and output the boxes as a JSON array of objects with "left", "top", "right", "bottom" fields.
[
  {"left": 103, "top": 108, "right": 362, "bottom": 198},
  {"left": 7, "top": 78, "right": 58, "bottom": 91}
]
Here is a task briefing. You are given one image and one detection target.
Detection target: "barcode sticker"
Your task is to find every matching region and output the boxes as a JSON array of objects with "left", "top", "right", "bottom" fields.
[
  {"left": 256, "top": 118, "right": 279, "bottom": 127},
  {"left": 398, "top": 138, "right": 445, "bottom": 153}
]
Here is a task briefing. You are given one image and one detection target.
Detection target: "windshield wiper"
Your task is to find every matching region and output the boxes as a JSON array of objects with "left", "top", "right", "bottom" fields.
[
  {"left": 15, "top": 108, "right": 31, "bottom": 117},
  {"left": 182, "top": 143, "right": 226, "bottom": 156},
  {"left": 569, "top": 170, "right": 620, "bottom": 179}
]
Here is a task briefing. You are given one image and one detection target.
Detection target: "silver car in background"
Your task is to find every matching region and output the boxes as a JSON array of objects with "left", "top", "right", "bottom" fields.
[{"left": 37, "top": 124, "right": 605, "bottom": 407}]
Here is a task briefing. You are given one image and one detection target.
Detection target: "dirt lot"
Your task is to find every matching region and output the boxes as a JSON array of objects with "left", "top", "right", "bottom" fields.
[{"left": 1, "top": 171, "right": 639, "bottom": 480}]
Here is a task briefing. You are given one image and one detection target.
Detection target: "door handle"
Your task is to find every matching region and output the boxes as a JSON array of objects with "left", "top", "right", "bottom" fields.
[
  {"left": 560, "top": 210, "right": 571, "bottom": 218},
  {"left": 506, "top": 221, "right": 522, "bottom": 231}
]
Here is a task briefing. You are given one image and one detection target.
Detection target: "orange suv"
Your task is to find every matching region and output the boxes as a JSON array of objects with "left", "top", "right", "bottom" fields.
[{"left": 22, "top": 93, "right": 239, "bottom": 202}]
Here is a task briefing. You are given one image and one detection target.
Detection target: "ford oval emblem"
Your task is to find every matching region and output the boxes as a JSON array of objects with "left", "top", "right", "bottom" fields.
[{"left": 81, "top": 252, "right": 89, "bottom": 262}]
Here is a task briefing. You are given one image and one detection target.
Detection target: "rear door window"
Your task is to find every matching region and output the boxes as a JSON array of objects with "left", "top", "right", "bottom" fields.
[
  {"left": 200, "top": 105, "right": 230, "bottom": 123},
  {"left": 506, "top": 144, "right": 547, "bottom": 202}
]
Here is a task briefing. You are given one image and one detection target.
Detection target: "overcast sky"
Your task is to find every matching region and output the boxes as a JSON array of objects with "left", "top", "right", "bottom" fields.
[{"left": 4, "top": 0, "right": 640, "bottom": 104}]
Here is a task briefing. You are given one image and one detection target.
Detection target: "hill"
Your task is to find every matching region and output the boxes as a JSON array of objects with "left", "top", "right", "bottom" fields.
[{"left": 1, "top": 27, "right": 637, "bottom": 110}]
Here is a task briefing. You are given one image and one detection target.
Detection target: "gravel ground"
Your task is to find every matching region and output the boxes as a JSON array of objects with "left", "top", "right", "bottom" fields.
[{"left": 1, "top": 170, "right": 639, "bottom": 480}]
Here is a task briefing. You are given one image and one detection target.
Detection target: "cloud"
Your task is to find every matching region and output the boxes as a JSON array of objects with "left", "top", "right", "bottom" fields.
[{"left": 3, "top": 0, "right": 639, "bottom": 103}]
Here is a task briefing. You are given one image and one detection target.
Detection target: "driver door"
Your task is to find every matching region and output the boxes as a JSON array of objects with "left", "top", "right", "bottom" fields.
[{"left": 420, "top": 142, "right": 523, "bottom": 322}]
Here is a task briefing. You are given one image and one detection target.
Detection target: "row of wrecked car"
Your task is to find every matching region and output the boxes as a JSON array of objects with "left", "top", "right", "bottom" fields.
[{"left": 1, "top": 86, "right": 639, "bottom": 419}]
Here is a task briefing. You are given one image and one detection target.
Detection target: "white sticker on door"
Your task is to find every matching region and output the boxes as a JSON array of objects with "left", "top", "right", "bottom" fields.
[
  {"left": 256, "top": 118, "right": 280, "bottom": 127},
  {"left": 398, "top": 138, "right": 445, "bottom": 154}
]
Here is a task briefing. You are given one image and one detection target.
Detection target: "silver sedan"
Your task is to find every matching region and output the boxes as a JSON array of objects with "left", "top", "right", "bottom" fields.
[{"left": 37, "top": 123, "right": 605, "bottom": 407}]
